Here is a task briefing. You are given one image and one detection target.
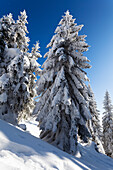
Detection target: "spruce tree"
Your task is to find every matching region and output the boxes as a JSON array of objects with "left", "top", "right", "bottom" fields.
[
  {"left": 0, "top": 11, "right": 29, "bottom": 50},
  {"left": 34, "top": 11, "right": 92, "bottom": 154},
  {"left": 102, "top": 91, "right": 113, "bottom": 158},
  {"left": 0, "top": 13, "right": 15, "bottom": 48},
  {"left": 0, "top": 11, "right": 41, "bottom": 124},
  {"left": 87, "top": 84, "right": 104, "bottom": 153}
]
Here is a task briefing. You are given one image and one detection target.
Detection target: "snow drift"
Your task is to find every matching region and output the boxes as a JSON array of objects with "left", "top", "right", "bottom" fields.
[{"left": 0, "top": 119, "right": 113, "bottom": 170}]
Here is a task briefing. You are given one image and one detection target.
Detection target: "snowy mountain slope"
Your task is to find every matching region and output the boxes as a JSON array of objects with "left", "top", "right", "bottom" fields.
[{"left": 0, "top": 119, "right": 113, "bottom": 170}]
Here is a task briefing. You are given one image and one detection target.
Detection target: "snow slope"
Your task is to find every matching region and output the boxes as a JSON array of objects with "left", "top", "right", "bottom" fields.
[{"left": 0, "top": 119, "right": 113, "bottom": 170}]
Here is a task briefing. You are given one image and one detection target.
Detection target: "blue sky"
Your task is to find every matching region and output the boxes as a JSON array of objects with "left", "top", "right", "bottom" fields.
[{"left": 1, "top": 0, "right": 113, "bottom": 114}]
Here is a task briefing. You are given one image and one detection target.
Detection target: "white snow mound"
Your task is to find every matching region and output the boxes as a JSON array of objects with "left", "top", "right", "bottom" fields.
[{"left": 0, "top": 119, "right": 113, "bottom": 170}]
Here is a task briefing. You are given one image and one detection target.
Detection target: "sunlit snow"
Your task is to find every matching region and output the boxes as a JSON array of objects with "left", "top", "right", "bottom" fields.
[{"left": 0, "top": 118, "right": 113, "bottom": 170}]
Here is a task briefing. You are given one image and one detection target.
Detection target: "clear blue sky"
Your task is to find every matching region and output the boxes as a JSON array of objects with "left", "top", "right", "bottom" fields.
[{"left": 1, "top": 0, "right": 113, "bottom": 114}]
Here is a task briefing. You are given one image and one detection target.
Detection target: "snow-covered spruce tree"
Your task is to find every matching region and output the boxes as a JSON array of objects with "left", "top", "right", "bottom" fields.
[
  {"left": 87, "top": 84, "right": 104, "bottom": 153},
  {"left": 0, "top": 11, "right": 41, "bottom": 124},
  {"left": 14, "top": 10, "right": 30, "bottom": 52},
  {"left": 0, "top": 13, "right": 15, "bottom": 48},
  {"left": 34, "top": 11, "right": 92, "bottom": 155},
  {"left": 102, "top": 91, "right": 113, "bottom": 158},
  {"left": 0, "top": 11, "right": 29, "bottom": 51},
  {"left": 0, "top": 13, "right": 15, "bottom": 78}
]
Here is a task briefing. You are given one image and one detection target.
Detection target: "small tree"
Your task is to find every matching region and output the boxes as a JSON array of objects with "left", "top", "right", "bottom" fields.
[
  {"left": 34, "top": 11, "right": 92, "bottom": 155},
  {"left": 102, "top": 91, "right": 113, "bottom": 158},
  {"left": 87, "top": 84, "right": 104, "bottom": 153},
  {"left": 0, "top": 11, "right": 41, "bottom": 124}
]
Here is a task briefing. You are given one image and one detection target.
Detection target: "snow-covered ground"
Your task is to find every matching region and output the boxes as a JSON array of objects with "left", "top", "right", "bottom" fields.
[{"left": 0, "top": 118, "right": 113, "bottom": 170}]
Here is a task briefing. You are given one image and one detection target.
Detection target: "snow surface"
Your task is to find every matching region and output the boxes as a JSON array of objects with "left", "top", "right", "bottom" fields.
[{"left": 0, "top": 118, "right": 113, "bottom": 170}]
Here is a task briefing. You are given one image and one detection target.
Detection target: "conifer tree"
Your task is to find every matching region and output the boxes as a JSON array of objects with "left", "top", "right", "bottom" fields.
[
  {"left": 14, "top": 10, "right": 30, "bottom": 51},
  {"left": 0, "top": 11, "right": 29, "bottom": 50},
  {"left": 0, "top": 13, "right": 15, "bottom": 48},
  {"left": 34, "top": 11, "right": 92, "bottom": 154},
  {"left": 0, "top": 11, "right": 41, "bottom": 124},
  {"left": 87, "top": 84, "right": 104, "bottom": 153},
  {"left": 102, "top": 91, "right": 113, "bottom": 158}
]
